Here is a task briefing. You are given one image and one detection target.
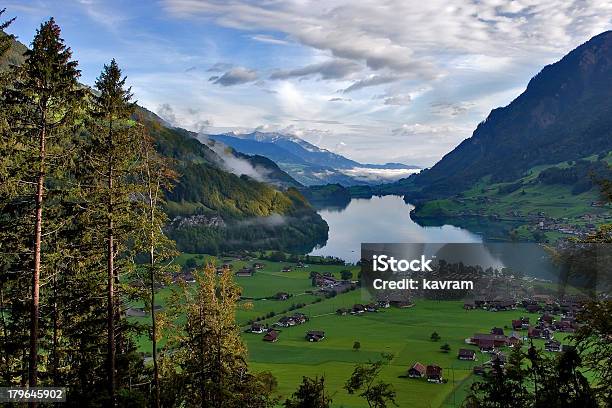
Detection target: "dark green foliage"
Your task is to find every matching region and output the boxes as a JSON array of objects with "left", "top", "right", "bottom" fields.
[
  {"left": 440, "top": 343, "right": 451, "bottom": 353},
  {"left": 537, "top": 159, "right": 611, "bottom": 195},
  {"left": 430, "top": 332, "right": 441, "bottom": 341},
  {"left": 284, "top": 376, "right": 332, "bottom": 408},
  {"left": 344, "top": 354, "right": 397, "bottom": 408}
]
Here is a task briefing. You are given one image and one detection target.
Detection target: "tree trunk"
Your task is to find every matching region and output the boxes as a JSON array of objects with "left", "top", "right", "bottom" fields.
[
  {"left": 30, "top": 123, "right": 46, "bottom": 394},
  {"left": 107, "top": 123, "right": 116, "bottom": 407},
  {"left": 150, "top": 242, "right": 160, "bottom": 408}
]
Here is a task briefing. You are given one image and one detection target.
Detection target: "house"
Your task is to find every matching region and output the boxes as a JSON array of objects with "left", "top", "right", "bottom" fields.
[
  {"left": 512, "top": 320, "right": 523, "bottom": 330},
  {"left": 528, "top": 326, "right": 542, "bottom": 339},
  {"left": 235, "top": 267, "right": 254, "bottom": 277},
  {"left": 277, "top": 316, "right": 296, "bottom": 327},
  {"left": 352, "top": 304, "right": 366, "bottom": 314},
  {"left": 281, "top": 266, "right": 292, "bottom": 272},
  {"left": 479, "top": 339, "right": 495, "bottom": 352},
  {"left": 252, "top": 262, "right": 265, "bottom": 269},
  {"left": 305, "top": 330, "right": 325, "bottom": 342},
  {"left": 545, "top": 340, "right": 562, "bottom": 352},
  {"left": 471, "top": 333, "right": 509, "bottom": 348},
  {"left": 426, "top": 365, "right": 443, "bottom": 383},
  {"left": 408, "top": 362, "right": 426, "bottom": 378},
  {"left": 263, "top": 330, "right": 278, "bottom": 342},
  {"left": 250, "top": 323, "right": 266, "bottom": 334},
  {"left": 365, "top": 303, "right": 378, "bottom": 312},
  {"left": 458, "top": 349, "right": 476, "bottom": 361},
  {"left": 464, "top": 300, "right": 476, "bottom": 310},
  {"left": 521, "top": 316, "right": 530, "bottom": 329},
  {"left": 490, "top": 327, "right": 504, "bottom": 336},
  {"left": 508, "top": 332, "right": 522, "bottom": 347},
  {"left": 336, "top": 308, "right": 348, "bottom": 316},
  {"left": 539, "top": 313, "right": 554, "bottom": 324},
  {"left": 376, "top": 300, "right": 390, "bottom": 309},
  {"left": 292, "top": 313, "right": 308, "bottom": 324}
]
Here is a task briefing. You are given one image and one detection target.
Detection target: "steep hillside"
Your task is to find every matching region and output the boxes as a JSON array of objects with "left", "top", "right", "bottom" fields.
[
  {"left": 403, "top": 30, "right": 612, "bottom": 198},
  {"left": 0, "top": 34, "right": 327, "bottom": 254}
]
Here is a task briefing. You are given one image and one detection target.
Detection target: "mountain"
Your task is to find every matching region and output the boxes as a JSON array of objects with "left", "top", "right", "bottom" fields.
[
  {"left": 0, "top": 34, "right": 327, "bottom": 254},
  {"left": 402, "top": 30, "right": 612, "bottom": 198},
  {"left": 208, "top": 131, "right": 419, "bottom": 186},
  {"left": 383, "top": 31, "right": 612, "bottom": 239}
]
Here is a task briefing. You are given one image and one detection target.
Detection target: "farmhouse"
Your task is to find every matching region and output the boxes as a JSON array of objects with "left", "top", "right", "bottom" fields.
[
  {"left": 478, "top": 339, "right": 495, "bottom": 352},
  {"left": 471, "top": 333, "right": 509, "bottom": 348},
  {"left": 426, "top": 365, "right": 443, "bottom": 383},
  {"left": 235, "top": 267, "right": 254, "bottom": 277},
  {"left": 408, "top": 362, "right": 426, "bottom": 378},
  {"left": 458, "top": 349, "right": 476, "bottom": 361},
  {"left": 305, "top": 330, "right": 325, "bottom": 342},
  {"left": 252, "top": 262, "right": 265, "bottom": 269},
  {"left": 512, "top": 320, "right": 523, "bottom": 330},
  {"left": 263, "top": 330, "right": 278, "bottom": 342},
  {"left": 277, "top": 316, "right": 295, "bottom": 327},
  {"left": 352, "top": 304, "right": 366, "bottom": 314},
  {"left": 250, "top": 323, "right": 266, "bottom": 334}
]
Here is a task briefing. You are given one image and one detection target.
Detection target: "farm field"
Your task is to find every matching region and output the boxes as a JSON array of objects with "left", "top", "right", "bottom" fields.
[{"left": 131, "top": 255, "right": 569, "bottom": 408}]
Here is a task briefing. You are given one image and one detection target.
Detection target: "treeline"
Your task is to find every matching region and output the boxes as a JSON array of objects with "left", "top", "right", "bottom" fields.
[{"left": 0, "top": 15, "right": 276, "bottom": 408}]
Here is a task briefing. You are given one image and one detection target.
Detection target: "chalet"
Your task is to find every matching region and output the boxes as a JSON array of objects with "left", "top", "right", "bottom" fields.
[
  {"left": 426, "top": 365, "right": 443, "bottom": 383},
  {"left": 252, "top": 262, "right": 265, "bottom": 269},
  {"left": 377, "top": 300, "right": 390, "bottom": 309},
  {"left": 305, "top": 330, "right": 325, "bottom": 342},
  {"left": 545, "top": 340, "right": 562, "bottom": 352},
  {"left": 520, "top": 317, "right": 530, "bottom": 329},
  {"left": 315, "top": 275, "right": 338, "bottom": 287},
  {"left": 464, "top": 300, "right": 476, "bottom": 310},
  {"left": 526, "top": 304, "right": 540, "bottom": 313},
  {"left": 471, "top": 333, "right": 509, "bottom": 348},
  {"left": 539, "top": 313, "right": 554, "bottom": 324},
  {"left": 508, "top": 332, "right": 522, "bottom": 347},
  {"left": 174, "top": 271, "right": 195, "bottom": 284},
  {"left": 408, "top": 362, "right": 426, "bottom": 378},
  {"left": 527, "top": 326, "right": 541, "bottom": 339},
  {"left": 250, "top": 323, "right": 266, "bottom": 334},
  {"left": 274, "top": 292, "right": 290, "bottom": 301},
  {"left": 512, "top": 320, "right": 523, "bottom": 330},
  {"left": 365, "top": 303, "right": 378, "bottom": 312},
  {"left": 292, "top": 313, "right": 308, "bottom": 324},
  {"left": 235, "top": 268, "right": 254, "bottom": 277},
  {"left": 352, "top": 304, "right": 366, "bottom": 314},
  {"left": 277, "top": 316, "right": 296, "bottom": 327},
  {"left": 490, "top": 327, "right": 504, "bottom": 336},
  {"left": 263, "top": 330, "right": 278, "bottom": 342},
  {"left": 479, "top": 339, "right": 495, "bottom": 352},
  {"left": 458, "top": 349, "right": 476, "bottom": 361}
]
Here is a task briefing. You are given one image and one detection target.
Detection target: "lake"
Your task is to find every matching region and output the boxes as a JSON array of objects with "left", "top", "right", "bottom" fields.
[
  {"left": 308, "top": 195, "right": 566, "bottom": 282},
  {"left": 308, "top": 195, "right": 482, "bottom": 263}
]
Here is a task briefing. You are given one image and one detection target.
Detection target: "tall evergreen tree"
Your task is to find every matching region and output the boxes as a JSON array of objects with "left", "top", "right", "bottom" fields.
[
  {"left": 84, "top": 59, "right": 139, "bottom": 406},
  {"left": 1, "top": 17, "right": 83, "bottom": 388},
  {"left": 134, "top": 126, "right": 178, "bottom": 408}
]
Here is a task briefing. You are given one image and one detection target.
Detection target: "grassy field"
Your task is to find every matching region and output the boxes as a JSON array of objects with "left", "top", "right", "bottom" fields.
[{"left": 130, "top": 255, "right": 570, "bottom": 408}]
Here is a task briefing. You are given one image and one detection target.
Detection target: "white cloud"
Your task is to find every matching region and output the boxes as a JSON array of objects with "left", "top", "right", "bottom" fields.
[{"left": 210, "top": 66, "right": 258, "bottom": 86}]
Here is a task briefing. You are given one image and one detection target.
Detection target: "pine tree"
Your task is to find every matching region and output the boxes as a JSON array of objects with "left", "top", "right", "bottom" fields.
[
  {"left": 83, "top": 59, "right": 139, "bottom": 406},
  {"left": 162, "top": 265, "right": 277, "bottom": 407},
  {"left": 1, "top": 17, "right": 83, "bottom": 389},
  {"left": 133, "top": 126, "right": 178, "bottom": 408}
]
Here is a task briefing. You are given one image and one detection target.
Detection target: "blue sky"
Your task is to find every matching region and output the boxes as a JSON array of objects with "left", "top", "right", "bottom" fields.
[{"left": 5, "top": 0, "right": 612, "bottom": 166}]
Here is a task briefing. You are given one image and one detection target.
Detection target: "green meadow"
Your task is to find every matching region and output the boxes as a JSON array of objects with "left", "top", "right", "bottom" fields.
[{"left": 131, "top": 256, "right": 568, "bottom": 408}]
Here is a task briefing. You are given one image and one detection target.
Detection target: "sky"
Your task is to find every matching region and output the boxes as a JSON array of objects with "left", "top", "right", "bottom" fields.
[{"left": 5, "top": 0, "right": 612, "bottom": 166}]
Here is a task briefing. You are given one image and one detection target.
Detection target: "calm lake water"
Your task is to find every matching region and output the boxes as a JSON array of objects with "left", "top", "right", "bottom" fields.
[{"left": 308, "top": 195, "right": 482, "bottom": 263}]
